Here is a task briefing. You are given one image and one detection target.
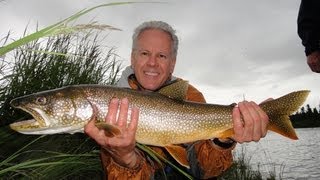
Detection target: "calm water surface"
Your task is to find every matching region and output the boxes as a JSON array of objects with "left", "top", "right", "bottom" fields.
[{"left": 234, "top": 128, "right": 320, "bottom": 180}]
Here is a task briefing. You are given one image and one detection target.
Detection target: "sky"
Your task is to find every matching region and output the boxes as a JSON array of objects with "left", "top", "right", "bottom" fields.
[{"left": 0, "top": 0, "right": 319, "bottom": 108}]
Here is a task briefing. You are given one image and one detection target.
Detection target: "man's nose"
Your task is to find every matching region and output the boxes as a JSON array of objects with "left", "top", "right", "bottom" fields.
[{"left": 147, "top": 55, "right": 158, "bottom": 66}]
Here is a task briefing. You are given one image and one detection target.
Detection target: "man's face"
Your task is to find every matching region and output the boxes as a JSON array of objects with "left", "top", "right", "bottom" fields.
[{"left": 131, "top": 29, "right": 176, "bottom": 91}]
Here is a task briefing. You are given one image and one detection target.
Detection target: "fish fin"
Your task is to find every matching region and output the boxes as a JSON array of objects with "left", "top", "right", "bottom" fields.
[
  {"left": 165, "top": 145, "right": 190, "bottom": 169},
  {"left": 218, "top": 128, "right": 235, "bottom": 139},
  {"left": 267, "top": 116, "right": 298, "bottom": 140},
  {"left": 157, "top": 80, "right": 189, "bottom": 101},
  {"left": 261, "top": 90, "right": 310, "bottom": 140},
  {"left": 88, "top": 101, "right": 121, "bottom": 137},
  {"left": 95, "top": 122, "right": 121, "bottom": 137}
]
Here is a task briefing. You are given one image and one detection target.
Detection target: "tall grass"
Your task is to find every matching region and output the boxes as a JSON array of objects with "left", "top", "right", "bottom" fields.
[
  {"left": 219, "top": 146, "right": 284, "bottom": 180},
  {"left": 0, "top": 31, "right": 121, "bottom": 126},
  {"left": 0, "top": 127, "right": 103, "bottom": 179},
  {"left": 0, "top": 30, "right": 121, "bottom": 179}
]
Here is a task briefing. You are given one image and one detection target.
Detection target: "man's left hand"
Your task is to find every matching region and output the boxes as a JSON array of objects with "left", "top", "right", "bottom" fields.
[{"left": 232, "top": 101, "right": 269, "bottom": 143}]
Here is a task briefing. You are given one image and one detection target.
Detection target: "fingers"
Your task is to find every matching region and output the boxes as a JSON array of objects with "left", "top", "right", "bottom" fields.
[
  {"left": 128, "top": 107, "right": 139, "bottom": 132},
  {"left": 233, "top": 101, "right": 269, "bottom": 143},
  {"left": 238, "top": 101, "right": 255, "bottom": 141},
  {"left": 253, "top": 102, "right": 269, "bottom": 138},
  {"left": 117, "top": 98, "right": 129, "bottom": 127},
  {"left": 86, "top": 97, "right": 139, "bottom": 143},
  {"left": 249, "top": 102, "right": 265, "bottom": 141},
  {"left": 106, "top": 98, "right": 119, "bottom": 124},
  {"left": 307, "top": 51, "right": 320, "bottom": 73},
  {"left": 105, "top": 98, "right": 138, "bottom": 129},
  {"left": 232, "top": 106, "right": 243, "bottom": 140}
]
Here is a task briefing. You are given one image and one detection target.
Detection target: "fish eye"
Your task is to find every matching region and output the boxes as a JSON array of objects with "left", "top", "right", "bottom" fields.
[{"left": 35, "top": 97, "right": 47, "bottom": 105}]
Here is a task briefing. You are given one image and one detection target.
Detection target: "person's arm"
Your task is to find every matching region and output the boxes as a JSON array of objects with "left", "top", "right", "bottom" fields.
[
  {"left": 85, "top": 98, "right": 155, "bottom": 179},
  {"left": 298, "top": 0, "right": 320, "bottom": 56},
  {"left": 297, "top": 0, "right": 320, "bottom": 72}
]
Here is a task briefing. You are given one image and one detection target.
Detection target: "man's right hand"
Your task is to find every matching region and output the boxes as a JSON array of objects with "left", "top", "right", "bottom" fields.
[
  {"left": 84, "top": 98, "right": 140, "bottom": 168},
  {"left": 307, "top": 50, "right": 320, "bottom": 73}
]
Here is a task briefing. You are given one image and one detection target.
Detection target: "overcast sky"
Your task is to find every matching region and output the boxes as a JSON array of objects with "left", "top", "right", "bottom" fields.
[{"left": 1, "top": 0, "right": 319, "bottom": 108}]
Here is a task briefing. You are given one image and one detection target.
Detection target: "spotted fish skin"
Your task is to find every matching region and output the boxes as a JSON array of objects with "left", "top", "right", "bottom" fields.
[{"left": 9, "top": 84, "right": 309, "bottom": 146}]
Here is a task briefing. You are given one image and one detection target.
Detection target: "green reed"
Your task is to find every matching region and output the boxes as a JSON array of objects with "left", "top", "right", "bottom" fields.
[
  {"left": 219, "top": 146, "right": 284, "bottom": 180},
  {"left": 0, "top": 28, "right": 122, "bottom": 179}
]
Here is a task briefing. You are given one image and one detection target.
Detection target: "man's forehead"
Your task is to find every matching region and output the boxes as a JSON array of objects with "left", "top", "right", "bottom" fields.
[{"left": 138, "top": 28, "right": 172, "bottom": 39}]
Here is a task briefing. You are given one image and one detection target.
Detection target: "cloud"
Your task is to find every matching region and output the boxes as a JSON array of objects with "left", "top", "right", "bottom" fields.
[{"left": 0, "top": 0, "right": 318, "bottom": 108}]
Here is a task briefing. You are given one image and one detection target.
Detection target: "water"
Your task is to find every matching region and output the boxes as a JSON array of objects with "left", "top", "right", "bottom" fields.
[{"left": 234, "top": 128, "right": 320, "bottom": 180}]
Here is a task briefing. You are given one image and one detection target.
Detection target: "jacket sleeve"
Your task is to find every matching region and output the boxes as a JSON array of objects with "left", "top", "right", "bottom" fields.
[
  {"left": 100, "top": 148, "right": 155, "bottom": 180},
  {"left": 297, "top": 0, "right": 320, "bottom": 56},
  {"left": 186, "top": 84, "right": 235, "bottom": 178}
]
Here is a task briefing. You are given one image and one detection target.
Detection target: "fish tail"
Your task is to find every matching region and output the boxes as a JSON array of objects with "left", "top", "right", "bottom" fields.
[{"left": 261, "top": 90, "right": 310, "bottom": 140}]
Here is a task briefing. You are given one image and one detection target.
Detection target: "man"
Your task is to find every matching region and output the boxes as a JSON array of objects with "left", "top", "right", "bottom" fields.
[
  {"left": 298, "top": 0, "right": 320, "bottom": 73},
  {"left": 85, "top": 21, "right": 269, "bottom": 179}
]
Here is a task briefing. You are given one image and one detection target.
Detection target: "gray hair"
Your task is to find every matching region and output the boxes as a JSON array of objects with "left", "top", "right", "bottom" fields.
[{"left": 132, "top": 21, "right": 179, "bottom": 58}]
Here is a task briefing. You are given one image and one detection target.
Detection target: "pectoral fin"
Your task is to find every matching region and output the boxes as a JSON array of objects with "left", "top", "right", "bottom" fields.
[
  {"left": 88, "top": 100, "right": 121, "bottom": 137},
  {"left": 95, "top": 122, "right": 121, "bottom": 137},
  {"left": 165, "top": 145, "right": 190, "bottom": 169}
]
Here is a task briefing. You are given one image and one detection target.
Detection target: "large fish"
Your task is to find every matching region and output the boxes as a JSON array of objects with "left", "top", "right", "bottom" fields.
[{"left": 9, "top": 81, "right": 309, "bottom": 168}]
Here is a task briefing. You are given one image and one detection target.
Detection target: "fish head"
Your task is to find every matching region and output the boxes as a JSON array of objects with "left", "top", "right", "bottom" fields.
[{"left": 9, "top": 87, "right": 90, "bottom": 134}]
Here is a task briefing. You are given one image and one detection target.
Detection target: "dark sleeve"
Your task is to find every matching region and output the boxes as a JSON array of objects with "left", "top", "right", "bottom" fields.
[{"left": 297, "top": 0, "right": 320, "bottom": 56}]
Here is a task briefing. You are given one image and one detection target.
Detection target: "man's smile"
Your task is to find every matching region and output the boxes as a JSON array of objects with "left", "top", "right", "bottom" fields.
[{"left": 144, "top": 71, "right": 159, "bottom": 77}]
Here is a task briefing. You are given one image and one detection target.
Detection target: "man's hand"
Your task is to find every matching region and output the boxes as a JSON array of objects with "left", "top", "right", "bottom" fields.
[
  {"left": 307, "top": 50, "right": 320, "bottom": 73},
  {"left": 84, "top": 98, "right": 140, "bottom": 168},
  {"left": 232, "top": 101, "right": 269, "bottom": 143}
]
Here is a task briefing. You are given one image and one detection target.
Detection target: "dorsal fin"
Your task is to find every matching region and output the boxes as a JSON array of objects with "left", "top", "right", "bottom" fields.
[{"left": 157, "top": 80, "right": 189, "bottom": 101}]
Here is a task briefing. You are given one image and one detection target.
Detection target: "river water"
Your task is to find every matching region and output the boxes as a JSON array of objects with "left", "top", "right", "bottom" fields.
[{"left": 234, "top": 128, "right": 320, "bottom": 180}]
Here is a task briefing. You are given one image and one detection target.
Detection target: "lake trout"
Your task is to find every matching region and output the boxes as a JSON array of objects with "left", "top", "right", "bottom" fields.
[{"left": 9, "top": 81, "right": 310, "bottom": 168}]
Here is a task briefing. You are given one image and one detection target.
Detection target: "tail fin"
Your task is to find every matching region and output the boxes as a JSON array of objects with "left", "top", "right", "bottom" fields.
[{"left": 260, "top": 90, "right": 310, "bottom": 140}]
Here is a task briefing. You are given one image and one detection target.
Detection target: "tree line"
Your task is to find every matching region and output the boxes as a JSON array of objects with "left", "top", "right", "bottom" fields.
[{"left": 290, "top": 104, "right": 320, "bottom": 128}]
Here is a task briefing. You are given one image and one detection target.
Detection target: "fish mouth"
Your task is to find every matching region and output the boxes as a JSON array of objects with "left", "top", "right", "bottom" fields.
[
  {"left": 10, "top": 119, "right": 41, "bottom": 131},
  {"left": 10, "top": 106, "right": 86, "bottom": 135},
  {"left": 9, "top": 106, "right": 48, "bottom": 133}
]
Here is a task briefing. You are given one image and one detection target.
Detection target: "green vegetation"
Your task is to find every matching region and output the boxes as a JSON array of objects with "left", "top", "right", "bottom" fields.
[
  {"left": 0, "top": 29, "right": 121, "bottom": 179},
  {"left": 0, "top": 33, "right": 120, "bottom": 126},
  {"left": 219, "top": 147, "right": 283, "bottom": 180},
  {"left": 290, "top": 104, "right": 320, "bottom": 128},
  {"left": 0, "top": 128, "right": 103, "bottom": 179}
]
